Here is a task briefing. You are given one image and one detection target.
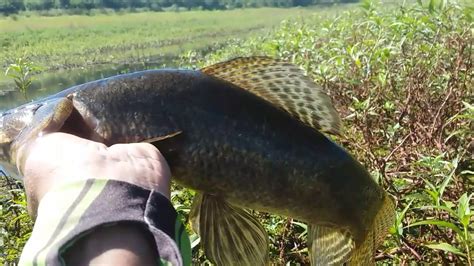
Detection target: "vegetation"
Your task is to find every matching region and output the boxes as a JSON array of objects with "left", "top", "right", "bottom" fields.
[
  {"left": 183, "top": 0, "right": 473, "bottom": 264},
  {"left": 179, "top": 0, "right": 473, "bottom": 264},
  {"left": 0, "top": 0, "right": 358, "bottom": 15},
  {"left": 1, "top": 0, "right": 473, "bottom": 265},
  {"left": 5, "top": 57, "right": 42, "bottom": 99},
  {"left": 0, "top": 7, "right": 320, "bottom": 86},
  {"left": 0, "top": 178, "right": 31, "bottom": 264}
]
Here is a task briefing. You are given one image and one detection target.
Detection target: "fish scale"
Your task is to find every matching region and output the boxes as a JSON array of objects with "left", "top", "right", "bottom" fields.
[{"left": 0, "top": 57, "right": 395, "bottom": 265}]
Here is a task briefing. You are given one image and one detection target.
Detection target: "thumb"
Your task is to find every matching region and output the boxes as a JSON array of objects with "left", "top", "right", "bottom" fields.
[{"left": 14, "top": 98, "right": 74, "bottom": 176}]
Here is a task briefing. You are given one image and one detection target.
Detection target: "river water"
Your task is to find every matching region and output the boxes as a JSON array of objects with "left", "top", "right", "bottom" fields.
[{"left": 0, "top": 60, "right": 176, "bottom": 112}]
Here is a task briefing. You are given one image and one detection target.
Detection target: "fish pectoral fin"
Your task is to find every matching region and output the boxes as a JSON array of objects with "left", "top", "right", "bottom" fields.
[
  {"left": 347, "top": 230, "right": 374, "bottom": 265},
  {"left": 189, "top": 193, "right": 203, "bottom": 234},
  {"left": 13, "top": 97, "right": 74, "bottom": 171},
  {"left": 190, "top": 193, "right": 269, "bottom": 266},
  {"left": 201, "top": 56, "right": 342, "bottom": 135},
  {"left": 308, "top": 225, "right": 354, "bottom": 265},
  {"left": 143, "top": 131, "right": 182, "bottom": 143}
]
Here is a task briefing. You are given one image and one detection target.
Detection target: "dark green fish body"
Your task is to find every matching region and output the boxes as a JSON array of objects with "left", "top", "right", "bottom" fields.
[{"left": 0, "top": 57, "right": 394, "bottom": 265}]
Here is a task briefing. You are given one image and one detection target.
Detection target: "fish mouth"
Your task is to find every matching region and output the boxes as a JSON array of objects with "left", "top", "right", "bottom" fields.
[
  {"left": 0, "top": 140, "right": 20, "bottom": 179},
  {"left": 0, "top": 103, "right": 42, "bottom": 158},
  {"left": 0, "top": 103, "right": 43, "bottom": 178},
  {"left": 0, "top": 98, "right": 102, "bottom": 179},
  {"left": 58, "top": 106, "right": 98, "bottom": 141}
]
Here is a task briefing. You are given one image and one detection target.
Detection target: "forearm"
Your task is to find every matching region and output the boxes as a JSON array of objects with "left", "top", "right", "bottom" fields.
[
  {"left": 64, "top": 223, "right": 158, "bottom": 266},
  {"left": 19, "top": 179, "right": 191, "bottom": 266}
]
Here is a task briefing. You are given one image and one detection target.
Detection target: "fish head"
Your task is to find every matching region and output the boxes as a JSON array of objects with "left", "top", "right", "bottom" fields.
[
  {"left": 0, "top": 103, "right": 41, "bottom": 178},
  {"left": 0, "top": 97, "right": 81, "bottom": 179}
]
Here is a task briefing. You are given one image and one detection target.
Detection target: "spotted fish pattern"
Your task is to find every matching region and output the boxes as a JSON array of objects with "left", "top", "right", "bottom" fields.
[{"left": 202, "top": 57, "right": 342, "bottom": 135}]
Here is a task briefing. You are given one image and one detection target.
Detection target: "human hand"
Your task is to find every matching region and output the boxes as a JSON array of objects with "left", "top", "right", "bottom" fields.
[{"left": 17, "top": 132, "right": 171, "bottom": 216}]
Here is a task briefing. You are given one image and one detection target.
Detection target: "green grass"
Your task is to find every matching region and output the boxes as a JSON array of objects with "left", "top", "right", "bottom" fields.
[{"left": 0, "top": 7, "right": 323, "bottom": 80}]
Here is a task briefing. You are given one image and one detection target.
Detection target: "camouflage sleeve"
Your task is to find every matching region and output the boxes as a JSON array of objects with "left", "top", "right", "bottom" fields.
[{"left": 18, "top": 179, "right": 191, "bottom": 266}]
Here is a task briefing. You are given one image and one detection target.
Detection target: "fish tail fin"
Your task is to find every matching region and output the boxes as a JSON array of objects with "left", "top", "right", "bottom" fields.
[
  {"left": 189, "top": 193, "right": 269, "bottom": 266},
  {"left": 350, "top": 192, "right": 396, "bottom": 264},
  {"left": 308, "top": 225, "right": 354, "bottom": 265},
  {"left": 308, "top": 193, "right": 395, "bottom": 265}
]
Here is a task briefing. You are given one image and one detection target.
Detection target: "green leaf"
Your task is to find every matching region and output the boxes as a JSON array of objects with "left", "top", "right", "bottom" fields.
[
  {"left": 428, "top": 0, "right": 436, "bottom": 13},
  {"left": 438, "top": 0, "right": 446, "bottom": 11},
  {"left": 394, "top": 200, "right": 413, "bottom": 237},
  {"left": 418, "top": 205, "right": 457, "bottom": 217},
  {"left": 189, "top": 233, "right": 201, "bottom": 249},
  {"left": 457, "top": 193, "right": 472, "bottom": 227},
  {"left": 291, "top": 221, "right": 308, "bottom": 238},
  {"left": 439, "top": 168, "right": 456, "bottom": 196},
  {"left": 14, "top": 79, "right": 22, "bottom": 88},
  {"left": 407, "top": 220, "right": 463, "bottom": 236},
  {"left": 420, "top": 176, "right": 435, "bottom": 189},
  {"left": 425, "top": 243, "right": 466, "bottom": 257},
  {"left": 425, "top": 190, "right": 439, "bottom": 203},
  {"left": 378, "top": 72, "right": 387, "bottom": 86},
  {"left": 354, "top": 58, "right": 362, "bottom": 68}
]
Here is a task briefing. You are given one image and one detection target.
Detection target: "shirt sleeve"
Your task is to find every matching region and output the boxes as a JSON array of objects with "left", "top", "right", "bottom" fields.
[{"left": 19, "top": 179, "right": 191, "bottom": 266}]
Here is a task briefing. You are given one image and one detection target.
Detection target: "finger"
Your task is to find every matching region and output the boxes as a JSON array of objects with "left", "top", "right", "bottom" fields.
[
  {"left": 108, "top": 142, "right": 163, "bottom": 161},
  {"left": 106, "top": 143, "right": 171, "bottom": 197},
  {"left": 108, "top": 142, "right": 170, "bottom": 178},
  {"left": 18, "top": 132, "right": 106, "bottom": 176}
]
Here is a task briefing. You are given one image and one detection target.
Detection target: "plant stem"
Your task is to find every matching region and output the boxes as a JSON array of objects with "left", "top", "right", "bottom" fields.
[{"left": 465, "top": 226, "right": 472, "bottom": 266}]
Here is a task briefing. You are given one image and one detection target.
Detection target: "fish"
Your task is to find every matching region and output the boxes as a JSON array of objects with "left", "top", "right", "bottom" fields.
[{"left": 0, "top": 57, "right": 395, "bottom": 265}]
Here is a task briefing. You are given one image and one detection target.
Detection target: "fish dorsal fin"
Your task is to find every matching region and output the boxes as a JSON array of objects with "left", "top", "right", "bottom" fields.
[{"left": 201, "top": 57, "right": 342, "bottom": 135}]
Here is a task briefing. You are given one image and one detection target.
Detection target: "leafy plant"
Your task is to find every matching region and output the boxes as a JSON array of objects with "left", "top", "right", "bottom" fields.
[
  {"left": 5, "top": 57, "right": 41, "bottom": 100},
  {"left": 0, "top": 176, "right": 32, "bottom": 265},
  {"left": 408, "top": 192, "right": 472, "bottom": 264}
]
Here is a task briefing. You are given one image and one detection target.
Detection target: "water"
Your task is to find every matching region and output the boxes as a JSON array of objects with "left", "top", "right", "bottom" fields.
[
  {"left": 0, "top": 60, "right": 177, "bottom": 112},
  {"left": 0, "top": 60, "right": 180, "bottom": 177}
]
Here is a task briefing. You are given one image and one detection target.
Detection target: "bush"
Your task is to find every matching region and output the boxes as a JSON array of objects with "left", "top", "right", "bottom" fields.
[
  {"left": 180, "top": 0, "right": 473, "bottom": 264},
  {"left": 0, "top": 177, "right": 32, "bottom": 264}
]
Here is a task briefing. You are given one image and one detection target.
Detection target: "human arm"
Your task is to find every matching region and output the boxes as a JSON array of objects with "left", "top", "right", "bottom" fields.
[{"left": 17, "top": 133, "right": 190, "bottom": 266}]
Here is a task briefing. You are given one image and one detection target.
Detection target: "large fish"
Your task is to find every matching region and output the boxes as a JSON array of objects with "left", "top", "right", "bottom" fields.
[{"left": 0, "top": 57, "right": 395, "bottom": 265}]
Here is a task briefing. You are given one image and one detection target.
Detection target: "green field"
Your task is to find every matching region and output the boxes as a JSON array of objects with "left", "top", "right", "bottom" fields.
[
  {"left": 0, "top": 8, "right": 325, "bottom": 77},
  {"left": 1, "top": 1, "right": 473, "bottom": 265}
]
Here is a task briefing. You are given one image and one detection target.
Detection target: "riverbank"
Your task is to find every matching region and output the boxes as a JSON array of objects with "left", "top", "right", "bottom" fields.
[
  {"left": 0, "top": 8, "right": 317, "bottom": 80},
  {"left": 0, "top": 5, "right": 350, "bottom": 109}
]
